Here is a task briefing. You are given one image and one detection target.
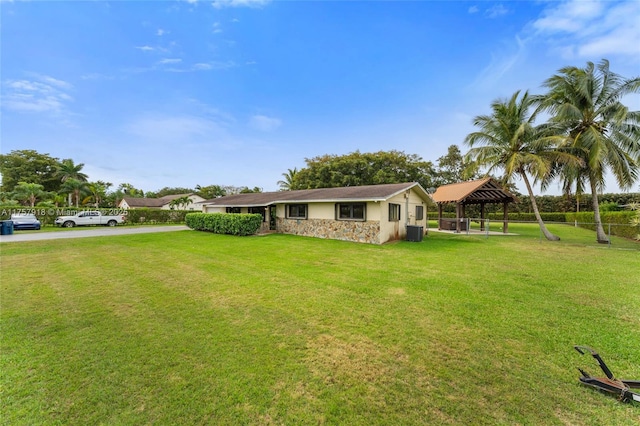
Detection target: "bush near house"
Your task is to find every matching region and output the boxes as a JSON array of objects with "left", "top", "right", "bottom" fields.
[
  {"left": 124, "top": 208, "right": 189, "bottom": 225},
  {"left": 186, "top": 213, "right": 262, "bottom": 236}
]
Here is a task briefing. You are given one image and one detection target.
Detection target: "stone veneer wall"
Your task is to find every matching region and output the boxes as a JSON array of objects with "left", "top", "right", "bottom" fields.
[{"left": 276, "top": 218, "right": 381, "bottom": 244}]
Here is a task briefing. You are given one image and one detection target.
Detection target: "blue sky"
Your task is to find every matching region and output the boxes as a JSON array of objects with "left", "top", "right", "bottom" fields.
[{"left": 2, "top": 0, "right": 639, "bottom": 195}]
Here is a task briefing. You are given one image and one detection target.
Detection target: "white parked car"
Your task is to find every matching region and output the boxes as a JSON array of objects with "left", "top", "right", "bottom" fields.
[{"left": 55, "top": 211, "right": 125, "bottom": 227}]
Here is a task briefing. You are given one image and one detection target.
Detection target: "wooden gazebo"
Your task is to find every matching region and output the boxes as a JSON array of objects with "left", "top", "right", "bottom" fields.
[{"left": 430, "top": 178, "right": 516, "bottom": 233}]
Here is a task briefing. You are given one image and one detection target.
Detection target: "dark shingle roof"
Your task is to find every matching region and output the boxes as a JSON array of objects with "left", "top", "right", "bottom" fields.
[{"left": 203, "top": 183, "right": 429, "bottom": 207}]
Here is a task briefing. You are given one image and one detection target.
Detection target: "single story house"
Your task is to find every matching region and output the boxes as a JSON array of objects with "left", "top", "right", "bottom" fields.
[
  {"left": 119, "top": 193, "right": 206, "bottom": 210},
  {"left": 200, "top": 182, "right": 431, "bottom": 244}
]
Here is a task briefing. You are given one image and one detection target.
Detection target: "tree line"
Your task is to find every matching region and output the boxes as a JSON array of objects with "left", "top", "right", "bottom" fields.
[
  {"left": 279, "top": 59, "right": 640, "bottom": 244},
  {"left": 2, "top": 60, "right": 638, "bottom": 243},
  {"left": 0, "top": 149, "right": 262, "bottom": 208}
]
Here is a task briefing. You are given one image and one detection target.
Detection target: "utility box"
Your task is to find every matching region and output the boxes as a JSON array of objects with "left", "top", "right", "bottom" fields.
[{"left": 406, "top": 225, "right": 423, "bottom": 242}]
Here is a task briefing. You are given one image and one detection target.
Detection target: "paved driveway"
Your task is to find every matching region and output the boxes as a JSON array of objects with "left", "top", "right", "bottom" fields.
[{"left": 0, "top": 225, "right": 190, "bottom": 243}]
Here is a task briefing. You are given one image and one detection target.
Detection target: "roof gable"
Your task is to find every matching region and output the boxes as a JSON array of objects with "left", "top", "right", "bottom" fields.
[
  {"left": 203, "top": 183, "right": 430, "bottom": 207},
  {"left": 431, "top": 178, "right": 515, "bottom": 204}
]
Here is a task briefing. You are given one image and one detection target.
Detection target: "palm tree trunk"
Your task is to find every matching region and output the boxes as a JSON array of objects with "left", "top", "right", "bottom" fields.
[
  {"left": 521, "top": 172, "right": 560, "bottom": 241},
  {"left": 589, "top": 178, "right": 609, "bottom": 243}
]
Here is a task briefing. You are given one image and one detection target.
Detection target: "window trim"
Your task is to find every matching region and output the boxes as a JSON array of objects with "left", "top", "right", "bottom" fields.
[
  {"left": 415, "top": 205, "right": 424, "bottom": 221},
  {"left": 286, "top": 204, "right": 308, "bottom": 219},
  {"left": 389, "top": 203, "right": 401, "bottom": 222},
  {"left": 336, "top": 203, "right": 366, "bottom": 221}
]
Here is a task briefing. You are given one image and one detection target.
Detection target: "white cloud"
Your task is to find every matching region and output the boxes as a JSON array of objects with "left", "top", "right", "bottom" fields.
[
  {"left": 156, "top": 28, "right": 167, "bottom": 36},
  {"left": 469, "top": 35, "right": 527, "bottom": 91},
  {"left": 2, "top": 75, "right": 73, "bottom": 114},
  {"left": 135, "top": 45, "right": 155, "bottom": 51},
  {"left": 468, "top": 6, "right": 479, "bottom": 14},
  {"left": 530, "top": 0, "right": 640, "bottom": 59},
  {"left": 485, "top": 4, "right": 509, "bottom": 19},
  {"left": 249, "top": 114, "right": 282, "bottom": 132},
  {"left": 158, "top": 58, "right": 182, "bottom": 64},
  {"left": 211, "top": 0, "right": 270, "bottom": 9},
  {"left": 193, "top": 63, "right": 213, "bottom": 70}
]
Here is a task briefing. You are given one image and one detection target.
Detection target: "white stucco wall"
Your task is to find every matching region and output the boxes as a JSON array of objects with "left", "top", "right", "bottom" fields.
[{"left": 201, "top": 187, "right": 428, "bottom": 244}]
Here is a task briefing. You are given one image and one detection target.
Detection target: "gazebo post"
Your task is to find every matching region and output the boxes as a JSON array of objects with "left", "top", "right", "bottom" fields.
[
  {"left": 456, "top": 202, "right": 462, "bottom": 233},
  {"left": 438, "top": 203, "right": 443, "bottom": 230},
  {"left": 503, "top": 201, "right": 509, "bottom": 233},
  {"left": 480, "top": 202, "right": 485, "bottom": 231}
]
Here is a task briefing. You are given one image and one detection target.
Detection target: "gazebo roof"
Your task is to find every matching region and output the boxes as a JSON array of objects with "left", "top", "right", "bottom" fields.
[{"left": 431, "top": 178, "right": 516, "bottom": 204}]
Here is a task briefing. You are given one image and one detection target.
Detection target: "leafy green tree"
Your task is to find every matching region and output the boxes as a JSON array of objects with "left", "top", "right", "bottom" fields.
[
  {"left": 0, "top": 150, "right": 61, "bottom": 193},
  {"left": 84, "top": 181, "right": 112, "bottom": 207},
  {"left": 12, "top": 182, "right": 48, "bottom": 207},
  {"left": 169, "top": 195, "right": 192, "bottom": 210},
  {"left": 465, "top": 90, "right": 572, "bottom": 241},
  {"left": 61, "top": 178, "right": 90, "bottom": 208},
  {"left": 195, "top": 184, "right": 227, "bottom": 199},
  {"left": 434, "top": 145, "right": 478, "bottom": 187},
  {"left": 151, "top": 187, "right": 194, "bottom": 198},
  {"left": 294, "top": 150, "right": 435, "bottom": 190},
  {"left": 119, "top": 183, "right": 144, "bottom": 198},
  {"left": 277, "top": 168, "right": 299, "bottom": 191},
  {"left": 539, "top": 59, "right": 640, "bottom": 243},
  {"left": 239, "top": 186, "right": 262, "bottom": 193}
]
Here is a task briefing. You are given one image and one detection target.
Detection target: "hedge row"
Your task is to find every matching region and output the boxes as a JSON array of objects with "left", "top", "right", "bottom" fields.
[
  {"left": 124, "top": 208, "right": 190, "bottom": 224},
  {"left": 428, "top": 211, "right": 638, "bottom": 239},
  {"left": 185, "top": 213, "right": 263, "bottom": 236},
  {"left": 427, "top": 212, "right": 568, "bottom": 222},
  {"left": 0, "top": 205, "right": 190, "bottom": 226},
  {"left": 565, "top": 211, "right": 638, "bottom": 240}
]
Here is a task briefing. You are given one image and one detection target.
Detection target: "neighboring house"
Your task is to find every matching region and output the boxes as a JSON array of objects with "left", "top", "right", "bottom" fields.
[
  {"left": 119, "top": 193, "right": 206, "bottom": 210},
  {"left": 200, "top": 182, "right": 431, "bottom": 244}
]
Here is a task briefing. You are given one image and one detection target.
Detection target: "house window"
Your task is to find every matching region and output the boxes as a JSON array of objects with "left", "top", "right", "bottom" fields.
[
  {"left": 287, "top": 204, "right": 307, "bottom": 219},
  {"left": 389, "top": 203, "right": 401, "bottom": 221},
  {"left": 249, "top": 207, "right": 266, "bottom": 222},
  {"left": 336, "top": 203, "right": 366, "bottom": 221},
  {"left": 416, "top": 205, "right": 424, "bottom": 220},
  {"left": 226, "top": 207, "right": 241, "bottom": 214}
]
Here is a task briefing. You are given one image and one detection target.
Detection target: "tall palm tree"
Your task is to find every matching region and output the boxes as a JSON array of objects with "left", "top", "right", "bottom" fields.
[
  {"left": 13, "top": 182, "right": 47, "bottom": 207},
  {"left": 60, "top": 178, "right": 90, "bottom": 208},
  {"left": 465, "top": 90, "right": 570, "bottom": 241},
  {"left": 539, "top": 59, "right": 640, "bottom": 243},
  {"left": 56, "top": 159, "right": 88, "bottom": 206},
  {"left": 85, "top": 181, "right": 111, "bottom": 207},
  {"left": 277, "top": 168, "right": 298, "bottom": 191}
]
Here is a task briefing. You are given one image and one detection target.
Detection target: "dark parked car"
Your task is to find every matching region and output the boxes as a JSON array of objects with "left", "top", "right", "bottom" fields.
[{"left": 10, "top": 214, "right": 42, "bottom": 230}]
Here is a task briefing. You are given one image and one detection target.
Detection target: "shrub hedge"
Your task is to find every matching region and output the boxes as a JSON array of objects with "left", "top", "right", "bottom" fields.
[
  {"left": 428, "top": 211, "right": 568, "bottom": 222},
  {"left": 185, "top": 213, "right": 263, "bottom": 236},
  {"left": 427, "top": 210, "right": 638, "bottom": 239},
  {"left": 565, "top": 211, "right": 638, "bottom": 240},
  {"left": 0, "top": 205, "right": 190, "bottom": 226}
]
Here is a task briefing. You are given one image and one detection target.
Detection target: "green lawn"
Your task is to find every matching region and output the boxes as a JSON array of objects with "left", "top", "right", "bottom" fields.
[{"left": 1, "top": 224, "right": 639, "bottom": 425}]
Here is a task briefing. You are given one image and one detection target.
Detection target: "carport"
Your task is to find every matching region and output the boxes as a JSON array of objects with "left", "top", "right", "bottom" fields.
[{"left": 431, "top": 178, "right": 516, "bottom": 233}]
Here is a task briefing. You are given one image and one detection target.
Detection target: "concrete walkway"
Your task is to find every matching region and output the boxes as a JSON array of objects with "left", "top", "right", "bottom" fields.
[{"left": 0, "top": 225, "right": 190, "bottom": 243}]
